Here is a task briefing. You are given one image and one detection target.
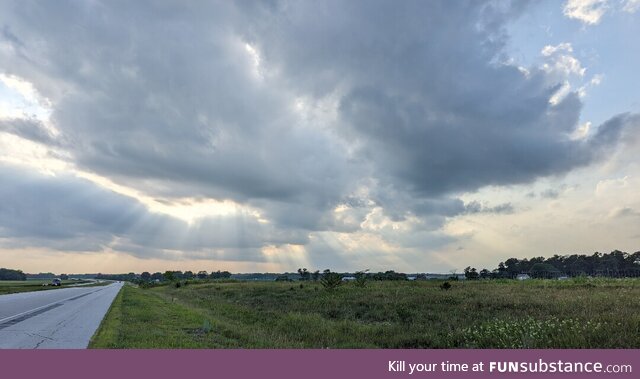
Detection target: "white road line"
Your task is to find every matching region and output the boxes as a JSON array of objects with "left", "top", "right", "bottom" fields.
[{"left": 0, "top": 287, "right": 105, "bottom": 324}]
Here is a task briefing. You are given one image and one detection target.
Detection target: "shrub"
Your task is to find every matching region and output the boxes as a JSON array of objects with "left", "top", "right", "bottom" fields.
[
  {"left": 396, "top": 305, "right": 414, "bottom": 324},
  {"left": 354, "top": 269, "right": 369, "bottom": 288},
  {"left": 201, "top": 319, "right": 212, "bottom": 334},
  {"left": 321, "top": 269, "right": 342, "bottom": 290}
]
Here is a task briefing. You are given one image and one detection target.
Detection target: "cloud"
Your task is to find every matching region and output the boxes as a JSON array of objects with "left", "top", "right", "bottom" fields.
[
  {"left": 0, "top": 1, "right": 636, "bottom": 268},
  {"left": 540, "top": 189, "right": 561, "bottom": 199},
  {"left": 0, "top": 164, "right": 305, "bottom": 261},
  {"left": 541, "top": 43, "right": 586, "bottom": 78},
  {"left": 563, "top": 0, "right": 609, "bottom": 25},
  {"left": 464, "top": 201, "right": 515, "bottom": 214},
  {"left": 609, "top": 207, "right": 640, "bottom": 218},
  {"left": 622, "top": 0, "right": 640, "bottom": 13},
  {"left": 0, "top": 117, "right": 57, "bottom": 145}
]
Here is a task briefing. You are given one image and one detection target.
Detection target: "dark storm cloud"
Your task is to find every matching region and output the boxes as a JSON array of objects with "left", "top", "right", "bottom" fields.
[
  {"left": 0, "top": 118, "right": 58, "bottom": 145},
  {"left": 241, "top": 1, "right": 630, "bottom": 199},
  {"left": 0, "top": 165, "right": 145, "bottom": 249},
  {"left": 0, "top": 0, "right": 355, "bottom": 232},
  {"left": 0, "top": 0, "right": 635, "bottom": 259},
  {"left": 0, "top": 165, "right": 299, "bottom": 260}
]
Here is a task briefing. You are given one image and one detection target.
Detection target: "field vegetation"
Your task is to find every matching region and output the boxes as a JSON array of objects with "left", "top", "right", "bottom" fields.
[
  {"left": 90, "top": 277, "right": 640, "bottom": 348},
  {"left": 0, "top": 279, "right": 104, "bottom": 295}
]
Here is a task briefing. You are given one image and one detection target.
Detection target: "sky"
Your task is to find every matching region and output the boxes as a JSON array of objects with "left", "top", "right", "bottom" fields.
[{"left": 0, "top": 0, "right": 639, "bottom": 274}]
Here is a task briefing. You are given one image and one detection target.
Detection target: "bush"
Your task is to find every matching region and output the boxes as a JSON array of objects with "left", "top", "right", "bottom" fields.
[
  {"left": 201, "top": 319, "right": 212, "bottom": 334},
  {"left": 396, "top": 305, "right": 414, "bottom": 324},
  {"left": 321, "top": 269, "right": 342, "bottom": 290},
  {"left": 354, "top": 269, "right": 369, "bottom": 288}
]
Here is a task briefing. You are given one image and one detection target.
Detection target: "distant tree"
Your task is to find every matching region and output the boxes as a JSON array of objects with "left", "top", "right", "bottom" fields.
[
  {"left": 59, "top": 273, "right": 69, "bottom": 280},
  {"left": 297, "top": 268, "right": 310, "bottom": 281},
  {"left": 0, "top": 268, "right": 27, "bottom": 281},
  {"left": 504, "top": 258, "right": 520, "bottom": 278},
  {"left": 151, "top": 272, "right": 163, "bottom": 281},
  {"left": 275, "top": 274, "right": 291, "bottom": 282},
  {"left": 183, "top": 271, "right": 194, "bottom": 279},
  {"left": 371, "top": 270, "right": 407, "bottom": 281},
  {"left": 210, "top": 270, "right": 231, "bottom": 279},
  {"left": 311, "top": 270, "right": 320, "bottom": 281},
  {"left": 479, "top": 269, "right": 491, "bottom": 279},
  {"left": 197, "top": 271, "right": 208, "bottom": 279},
  {"left": 141, "top": 272, "right": 151, "bottom": 281},
  {"left": 163, "top": 271, "right": 175, "bottom": 281},
  {"left": 529, "top": 263, "right": 561, "bottom": 279},
  {"left": 493, "top": 262, "right": 508, "bottom": 278},
  {"left": 94, "top": 272, "right": 137, "bottom": 282},
  {"left": 27, "top": 272, "right": 55, "bottom": 279},
  {"left": 320, "top": 269, "right": 342, "bottom": 290},
  {"left": 464, "top": 266, "right": 479, "bottom": 280},
  {"left": 490, "top": 250, "right": 640, "bottom": 278}
]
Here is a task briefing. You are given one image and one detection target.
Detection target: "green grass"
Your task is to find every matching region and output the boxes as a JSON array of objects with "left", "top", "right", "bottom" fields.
[
  {"left": 90, "top": 278, "right": 640, "bottom": 348},
  {"left": 91, "top": 283, "right": 224, "bottom": 348},
  {"left": 0, "top": 279, "right": 105, "bottom": 294}
]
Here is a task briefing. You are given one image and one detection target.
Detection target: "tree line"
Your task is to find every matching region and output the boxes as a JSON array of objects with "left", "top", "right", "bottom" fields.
[
  {"left": 464, "top": 250, "right": 640, "bottom": 279},
  {"left": 0, "top": 268, "right": 27, "bottom": 281},
  {"left": 95, "top": 270, "right": 232, "bottom": 282},
  {"left": 5, "top": 249, "right": 638, "bottom": 284}
]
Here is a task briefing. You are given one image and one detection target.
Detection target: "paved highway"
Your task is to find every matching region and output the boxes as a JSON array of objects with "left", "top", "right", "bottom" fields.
[{"left": 0, "top": 282, "right": 123, "bottom": 348}]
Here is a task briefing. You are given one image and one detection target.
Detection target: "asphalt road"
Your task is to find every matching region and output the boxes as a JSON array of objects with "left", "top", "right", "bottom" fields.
[{"left": 0, "top": 282, "right": 123, "bottom": 348}]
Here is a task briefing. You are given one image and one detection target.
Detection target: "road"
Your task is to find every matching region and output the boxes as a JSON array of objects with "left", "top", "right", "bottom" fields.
[{"left": 0, "top": 282, "right": 123, "bottom": 348}]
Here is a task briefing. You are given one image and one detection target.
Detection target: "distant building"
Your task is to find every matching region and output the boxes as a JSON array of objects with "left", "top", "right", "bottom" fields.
[
  {"left": 516, "top": 274, "right": 530, "bottom": 280},
  {"left": 341, "top": 276, "right": 356, "bottom": 281}
]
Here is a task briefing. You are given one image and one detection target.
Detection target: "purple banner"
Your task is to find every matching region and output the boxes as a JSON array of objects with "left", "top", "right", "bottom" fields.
[{"left": 0, "top": 349, "right": 636, "bottom": 379}]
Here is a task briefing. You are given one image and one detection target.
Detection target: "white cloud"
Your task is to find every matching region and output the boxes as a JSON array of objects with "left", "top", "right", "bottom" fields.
[
  {"left": 571, "top": 121, "right": 592, "bottom": 139},
  {"left": 590, "top": 74, "right": 604, "bottom": 86},
  {"left": 0, "top": 74, "right": 40, "bottom": 104},
  {"left": 549, "top": 80, "right": 572, "bottom": 105},
  {"left": 0, "top": 74, "right": 51, "bottom": 121},
  {"left": 622, "top": 0, "right": 640, "bottom": 13},
  {"left": 541, "top": 43, "right": 586, "bottom": 77},
  {"left": 541, "top": 42, "right": 573, "bottom": 56},
  {"left": 563, "top": 0, "right": 609, "bottom": 24},
  {"left": 595, "top": 176, "right": 630, "bottom": 196}
]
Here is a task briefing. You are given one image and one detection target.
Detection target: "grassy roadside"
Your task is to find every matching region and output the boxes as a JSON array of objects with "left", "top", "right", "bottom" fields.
[
  {"left": 90, "top": 284, "right": 217, "bottom": 348},
  {"left": 90, "top": 279, "right": 640, "bottom": 348},
  {"left": 90, "top": 283, "right": 125, "bottom": 347}
]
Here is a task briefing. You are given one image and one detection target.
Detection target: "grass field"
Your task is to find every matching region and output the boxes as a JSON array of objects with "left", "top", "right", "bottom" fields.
[
  {"left": 90, "top": 278, "right": 640, "bottom": 348},
  {"left": 0, "top": 279, "right": 102, "bottom": 295}
]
